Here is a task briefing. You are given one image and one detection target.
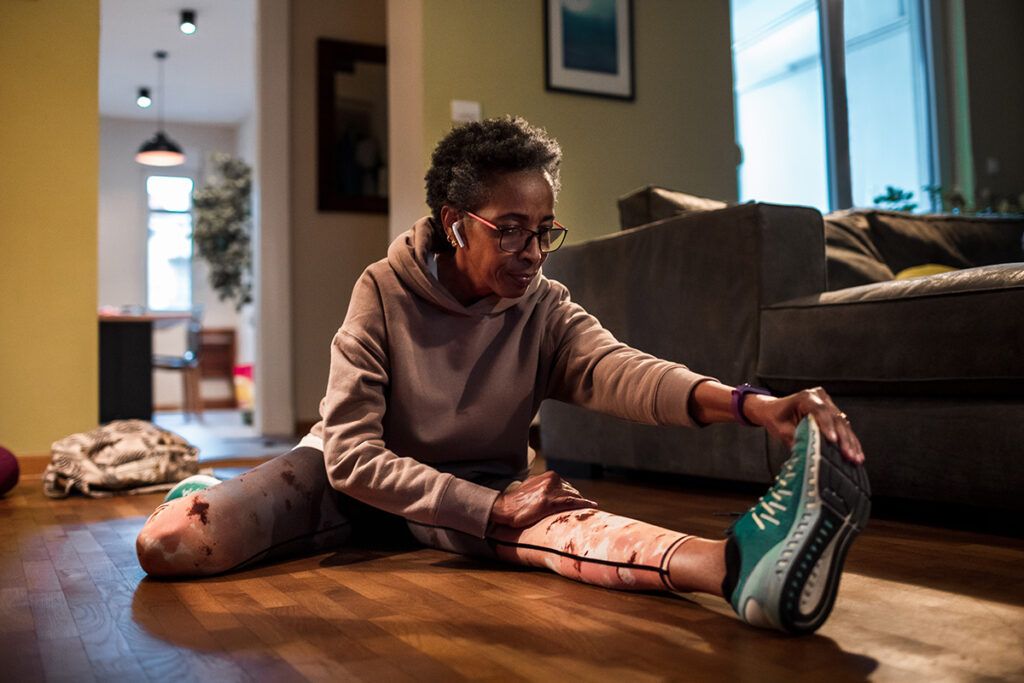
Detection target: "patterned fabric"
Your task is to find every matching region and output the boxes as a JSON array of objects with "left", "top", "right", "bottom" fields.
[
  {"left": 136, "top": 446, "right": 693, "bottom": 588},
  {"left": 490, "top": 509, "right": 689, "bottom": 591},
  {"left": 44, "top": 420, "right": 199, "bottom": 499}
]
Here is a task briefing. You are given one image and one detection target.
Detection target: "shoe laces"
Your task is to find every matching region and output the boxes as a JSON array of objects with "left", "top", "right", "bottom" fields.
[{"left": 747, "top": 458, "right": 797, "bottom": 531}]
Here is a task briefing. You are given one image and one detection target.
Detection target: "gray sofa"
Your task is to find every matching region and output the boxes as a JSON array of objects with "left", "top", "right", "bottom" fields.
[{"left": 540, "top": 186, "right": 1024, "bottom": 511}]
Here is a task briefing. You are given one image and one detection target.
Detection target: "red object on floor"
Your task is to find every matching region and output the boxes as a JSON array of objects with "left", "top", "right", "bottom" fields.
[{"left": 0, "top": 445, "right": 19, "bottom": 497}]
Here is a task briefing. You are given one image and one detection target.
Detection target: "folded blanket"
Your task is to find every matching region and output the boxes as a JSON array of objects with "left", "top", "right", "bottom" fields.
[{"left": 44, "top": 420, "right": 199, "bottom": 498}]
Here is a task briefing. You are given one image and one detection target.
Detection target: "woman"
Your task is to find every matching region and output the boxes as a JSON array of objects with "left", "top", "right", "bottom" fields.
[{"left": 136, "top": 117, "right": 869, "bottom": 635}]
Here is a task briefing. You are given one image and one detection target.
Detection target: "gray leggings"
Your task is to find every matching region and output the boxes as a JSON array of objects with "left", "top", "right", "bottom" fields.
[{"left": 136, "top": 446, "right": 691, "bottom": 591}]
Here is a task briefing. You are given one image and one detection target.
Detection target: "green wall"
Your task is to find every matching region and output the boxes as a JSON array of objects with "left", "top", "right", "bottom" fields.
[
  {"left": 422, "top": 0, "right": 738, "bottom": 244},
  {"left": 0, "top": 1, "right": 99, "bottom": 455}
]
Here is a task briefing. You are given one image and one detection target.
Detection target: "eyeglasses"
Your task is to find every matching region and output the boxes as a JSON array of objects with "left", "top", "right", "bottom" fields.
[{"left": 465, "top": 210, "right": 568, "bottom": 253}]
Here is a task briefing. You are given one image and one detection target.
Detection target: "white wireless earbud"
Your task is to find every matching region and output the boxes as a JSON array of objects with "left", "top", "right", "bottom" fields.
[{"left": 451, "top": 220, "right": 466, "bottom": 248}]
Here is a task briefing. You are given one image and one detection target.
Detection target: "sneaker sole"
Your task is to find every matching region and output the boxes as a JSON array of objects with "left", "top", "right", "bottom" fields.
[{"left": 779, "top": 423, "right": 871, "bottom": 634}]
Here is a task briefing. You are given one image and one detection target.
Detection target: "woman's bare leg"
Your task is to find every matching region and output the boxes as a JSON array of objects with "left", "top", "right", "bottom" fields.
[{"left": 666, "top": 537, "right": 726, "bottom": 595}]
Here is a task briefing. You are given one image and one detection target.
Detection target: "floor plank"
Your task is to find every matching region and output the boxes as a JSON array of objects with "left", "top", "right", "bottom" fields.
[{"left": 1, "top": 470, "right": 1022, "bottom": 681}]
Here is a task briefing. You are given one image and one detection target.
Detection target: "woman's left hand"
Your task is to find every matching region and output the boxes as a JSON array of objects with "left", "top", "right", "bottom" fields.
[{"left": 746, "top": 387, "right": 865, "bottom": 465}]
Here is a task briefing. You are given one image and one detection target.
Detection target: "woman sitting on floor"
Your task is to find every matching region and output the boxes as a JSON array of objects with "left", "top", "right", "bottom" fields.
[{"left": 136, "top": 116, "right": 869, "bottom": 635}]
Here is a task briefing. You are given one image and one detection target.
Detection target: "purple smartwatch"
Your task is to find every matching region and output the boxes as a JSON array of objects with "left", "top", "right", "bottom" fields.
[{"left": 731, "top": 383, "right": 772, "bottom": 426}]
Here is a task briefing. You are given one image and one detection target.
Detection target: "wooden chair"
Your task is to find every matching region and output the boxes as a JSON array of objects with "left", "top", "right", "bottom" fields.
[
  {"left": 198, "top": 327, "right": 237, "bottom": 409},
  {"left": 153, "top": 311, "right": 203, "bottom": 421}
]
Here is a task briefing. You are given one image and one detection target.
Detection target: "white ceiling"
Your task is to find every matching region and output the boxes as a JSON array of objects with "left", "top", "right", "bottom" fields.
[{"left": 99, "top": 0, "right": 255, "bottom": 125}]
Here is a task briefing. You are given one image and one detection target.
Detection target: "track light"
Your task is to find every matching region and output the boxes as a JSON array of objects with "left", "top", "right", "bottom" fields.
[
  {"left": 136, "top": 87, "right": 152, "bottom": 108},
  {"left": 180, "top": 9, "right": 196, "bottom": 35}
]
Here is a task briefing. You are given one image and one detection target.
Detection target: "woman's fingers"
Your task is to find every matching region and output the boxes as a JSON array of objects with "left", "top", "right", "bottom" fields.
[
  {"left": 808, "top": 389, "right": 865, "bottom": 465},
  {"left": 516, "top": 494, "right": 597, "bottom": 528},
  {"left": 836, "top": 413, "right": 865, "bottom": 464},
  {"left": 555, "top": 495, "right": 598, "bottom": 509}
]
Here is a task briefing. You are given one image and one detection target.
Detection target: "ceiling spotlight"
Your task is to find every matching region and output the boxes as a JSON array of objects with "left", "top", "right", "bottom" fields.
[
  {"left": 179, "top": 9, "right": 197, "bottom": 35},
  {"left": 136, "top": 87, "right": 152, "bottom": 108}
]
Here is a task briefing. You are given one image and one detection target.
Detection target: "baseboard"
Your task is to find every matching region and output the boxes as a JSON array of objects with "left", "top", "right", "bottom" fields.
[
  {"left": 17, "top": 454, "right": 52, "bottom": 477},
  {"left": 154, "top": 398, "right": 239, "bottom": 412},
  {"left": 203, "top": 398, "right": 239, "bottom": 410}
]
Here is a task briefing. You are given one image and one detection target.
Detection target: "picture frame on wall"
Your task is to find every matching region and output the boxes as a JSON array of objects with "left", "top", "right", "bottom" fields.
[
  {"left": 316, "top": 39, "right": 389, "bottom": 213},
  {"left": 544, "top": 0, "right": 634, "bottom": 101}
]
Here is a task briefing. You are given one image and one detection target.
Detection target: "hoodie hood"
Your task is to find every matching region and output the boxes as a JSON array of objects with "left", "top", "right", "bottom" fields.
[{"left": 387, "top": 217, "right": 543, "bottom": 317}]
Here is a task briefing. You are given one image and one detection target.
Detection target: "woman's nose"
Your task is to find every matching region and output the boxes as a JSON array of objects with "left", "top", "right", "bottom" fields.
[{"left": 520, "top": 234, "right": 544, "bottom": 263}]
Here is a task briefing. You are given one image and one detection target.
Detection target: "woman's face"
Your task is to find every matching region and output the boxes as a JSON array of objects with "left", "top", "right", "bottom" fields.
[{"left": 443, "top": 169, "right": 555, "bottom": 303}]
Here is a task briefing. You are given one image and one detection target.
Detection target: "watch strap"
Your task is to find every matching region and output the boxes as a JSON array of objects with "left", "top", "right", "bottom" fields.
[{"left": 731, "top": 383, "right": 772, "bottom": 426}]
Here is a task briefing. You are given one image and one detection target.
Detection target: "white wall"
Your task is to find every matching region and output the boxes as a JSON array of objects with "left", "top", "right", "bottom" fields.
[
  {"left": 237, "top": 111, "right": 257, "bottom": 168},
  {"left": 233, "top": 111, "right": 258, "bottom": 368},
  {"left": 252, "top": 0, "right": 294, "bottom": 436},
  {"left": 98, "top": 116, "right": 242, "bottom": 407},
  {"left": 387, "top": 0, "right": 426, "bottom": 241}
]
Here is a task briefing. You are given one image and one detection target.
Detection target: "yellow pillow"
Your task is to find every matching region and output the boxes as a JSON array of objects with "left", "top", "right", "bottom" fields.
[{"left": 894, "top": 263, "right": 958, "bottom": 280}]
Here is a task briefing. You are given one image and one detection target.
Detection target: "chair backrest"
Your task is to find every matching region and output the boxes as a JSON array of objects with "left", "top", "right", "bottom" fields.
[{"left": 198, "top": 327, "right": 236, "bottom": 378}]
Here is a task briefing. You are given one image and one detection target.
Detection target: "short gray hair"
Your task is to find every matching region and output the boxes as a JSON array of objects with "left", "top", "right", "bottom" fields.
[{"left": 424, "top": 116, "right": 562, "bottom": 252}]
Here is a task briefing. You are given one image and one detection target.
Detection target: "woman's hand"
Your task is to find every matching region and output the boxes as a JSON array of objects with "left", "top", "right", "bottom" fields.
[
  {"left": 746, "top": 387, "right": 865, "bottom": 465},
  {"left": 488, "top": 471, "right": 597, "bottom": 530}
]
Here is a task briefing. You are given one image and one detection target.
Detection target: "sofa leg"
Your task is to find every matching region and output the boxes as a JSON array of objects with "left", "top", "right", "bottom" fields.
[{"left": 546, "top": 458, "right": 604, "bottom": 480}]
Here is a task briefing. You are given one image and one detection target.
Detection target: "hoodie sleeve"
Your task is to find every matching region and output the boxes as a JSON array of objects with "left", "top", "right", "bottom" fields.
[
  {"left": 318, "top": 271, "right": 500, "bottom": 538},
  {"left": 543, "top": 281, "right": 715, "bottom": 427}
]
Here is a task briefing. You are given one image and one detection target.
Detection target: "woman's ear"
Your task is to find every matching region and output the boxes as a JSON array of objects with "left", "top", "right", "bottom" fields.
[
  {"left": 439, "top": 205, "right": 463, "bottom": 248},
  {"left": 440, "top": 205, "right": 459, "bottom": 230}
]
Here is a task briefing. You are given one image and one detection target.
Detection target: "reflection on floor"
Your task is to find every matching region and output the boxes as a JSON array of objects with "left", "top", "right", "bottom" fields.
[
  {"left": 154, "top": 410, "right": 295, "bottom": 467},
  {"left": 2, "top": 472, "right": 1022, "bottom": 680}
]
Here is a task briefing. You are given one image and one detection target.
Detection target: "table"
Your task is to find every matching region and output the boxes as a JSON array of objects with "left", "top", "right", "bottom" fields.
[{"left": 98, "top": 311, "right": 191, "bottom": 423}]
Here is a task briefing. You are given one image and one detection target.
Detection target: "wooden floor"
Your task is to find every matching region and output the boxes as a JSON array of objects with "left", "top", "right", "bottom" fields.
[{"left": 2, "top": 470, "right": 1023, "bottom": 682}]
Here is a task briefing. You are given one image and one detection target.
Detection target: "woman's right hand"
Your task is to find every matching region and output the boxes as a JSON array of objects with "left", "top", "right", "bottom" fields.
[{"left": 488, "top": 470, "right": 598, "bottom": 531}]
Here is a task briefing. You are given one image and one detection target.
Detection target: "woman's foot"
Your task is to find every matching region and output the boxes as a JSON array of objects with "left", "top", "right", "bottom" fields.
[{"left": 723, "top": 415, "right": 871, "bottom": 634}]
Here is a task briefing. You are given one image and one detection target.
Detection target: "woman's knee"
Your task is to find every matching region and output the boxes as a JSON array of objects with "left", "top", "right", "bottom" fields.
[{"left": 135, "top": 496, "right": 232, "bottom": 577}]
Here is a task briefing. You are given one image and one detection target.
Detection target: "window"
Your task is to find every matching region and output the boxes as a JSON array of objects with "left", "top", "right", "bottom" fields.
[
  {"left": 730, "top": 0, "right": 935, "bottom": 212},
  {"left": 732, "top": 0, "right": 829, "bottom": 210},
  {"left": 146, "top": 175, "right": 194, "bottom": 311},
  {"left": 844, "top": 0, "right": 932, "bottom": 209}
]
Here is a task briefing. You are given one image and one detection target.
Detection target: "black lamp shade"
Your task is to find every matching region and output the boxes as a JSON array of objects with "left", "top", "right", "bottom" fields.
[{"left": 135, "top": 130, "right": 186, "bottom": 167}]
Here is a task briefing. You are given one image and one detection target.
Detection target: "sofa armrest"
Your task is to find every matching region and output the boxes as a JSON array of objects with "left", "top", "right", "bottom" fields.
[{"left": 543, "top": 202, "right": 826, "bottom": 386}]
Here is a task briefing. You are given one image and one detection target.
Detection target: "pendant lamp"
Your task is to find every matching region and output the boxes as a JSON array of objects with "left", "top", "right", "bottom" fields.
[{"left": 136, "top": 50, "right": 185, "bottom": 167}]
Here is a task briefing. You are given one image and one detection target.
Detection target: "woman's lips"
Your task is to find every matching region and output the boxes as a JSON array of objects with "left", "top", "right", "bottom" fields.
[{"left": 508, "top": 272, "right": 536, "bottom": 287}]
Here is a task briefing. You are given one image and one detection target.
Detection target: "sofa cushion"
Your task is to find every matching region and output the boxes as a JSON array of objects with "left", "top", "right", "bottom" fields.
[
  {"left": 617, "top": 185, "right": 728, "bottom": 230},
  {"left": 826, "top": 247, "right": 896, "bottom": 290},
  {"left": 757, "top": 263, "right": 1024, "bottom": 397},
  {"left": 824, "top": 210, "right": 894, "bottom": 290},
  {"left": 867, "top": 211, "right": 1024, "bottom": 273}
]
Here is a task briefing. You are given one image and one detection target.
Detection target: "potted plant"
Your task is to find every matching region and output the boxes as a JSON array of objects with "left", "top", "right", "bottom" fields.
[{"left": 192, "top": 153, "right": 253, "bottom": 310}]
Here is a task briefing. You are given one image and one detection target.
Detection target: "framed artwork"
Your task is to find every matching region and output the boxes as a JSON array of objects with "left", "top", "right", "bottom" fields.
[
  {"left": 316, "top": 39, "right": 389, "bottom": 213},
  {"left": 544, "top": 0, "right": 634, "bottom": 101}
]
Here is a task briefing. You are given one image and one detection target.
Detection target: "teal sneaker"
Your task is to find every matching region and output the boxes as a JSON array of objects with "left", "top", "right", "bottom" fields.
[
  {"left": 724, "top": 415, "right": 871, "bottom": 635},
  {"left": 163, "top": 474, "right": 222, "bottom": 503}
]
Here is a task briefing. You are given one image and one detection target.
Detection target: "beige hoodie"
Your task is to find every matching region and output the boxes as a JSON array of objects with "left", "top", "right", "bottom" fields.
[{"left": 306, "top": 218, "right": 712, "bottom": 538}]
